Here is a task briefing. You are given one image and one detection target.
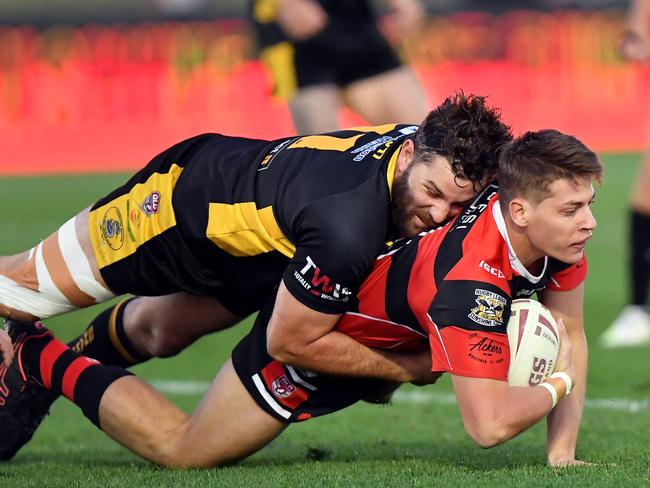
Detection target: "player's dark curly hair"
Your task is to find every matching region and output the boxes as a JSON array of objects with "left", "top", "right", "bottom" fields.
[{"left": 412, "top": 92, "right": 512, "bottom": 188}]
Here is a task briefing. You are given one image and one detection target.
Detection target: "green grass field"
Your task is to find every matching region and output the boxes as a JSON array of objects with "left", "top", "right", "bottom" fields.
[{"left": 0, "top": 154, "right": 649, "bottom": 486}]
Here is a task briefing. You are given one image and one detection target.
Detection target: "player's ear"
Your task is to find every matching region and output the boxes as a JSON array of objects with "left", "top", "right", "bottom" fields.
[
  {"left": 395, "top": 139, "right": 415, "bottom": 178},
  {"left": 508, "top": 197, "right": 530, "bottom": 227}
]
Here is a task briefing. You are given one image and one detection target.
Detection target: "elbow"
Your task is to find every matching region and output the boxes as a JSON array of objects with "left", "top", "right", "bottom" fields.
[
  {"left": 464, "top": 419, "right": 511, "bottom": 449},
  {"left": 267, "top": 336, "right": 299, "bottom": 364}
]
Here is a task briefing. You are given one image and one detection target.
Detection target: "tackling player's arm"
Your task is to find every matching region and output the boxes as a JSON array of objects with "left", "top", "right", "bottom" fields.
[
  {"left": 451, "top": 318, "right": 574, "bottom": 448},
  {"left": 267, "top": 282, "right": 434, "bottom": 382},
  {"left": 539, "top": 283, "right": 589, "bottom": 466},
  {"left": 267, "top": 197, "right": 437, "bottom": 384}
]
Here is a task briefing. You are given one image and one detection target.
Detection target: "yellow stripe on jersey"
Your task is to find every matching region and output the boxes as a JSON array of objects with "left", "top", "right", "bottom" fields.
[
  {"left": 89, "top": 164, "right": 183, "bottom": 270},
  {"left": 346, "top": 124, "right": 397, "bottom": 135},
  {"left": 206, "top": 202, "right": 296, "bottom": 258},
  {"left": 289, "top": 134, "right": 363, "bottom": 152},
  {"left": 386, "top": 144, "right": 401, "bottom": 196},
  {"left": 260, "top": 42, "right": 297, "bottom": 100}
]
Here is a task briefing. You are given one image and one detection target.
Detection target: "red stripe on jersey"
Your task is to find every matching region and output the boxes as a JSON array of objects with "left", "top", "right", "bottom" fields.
[
  {"left": 260, "top": 360, "right": 309, "bottom": 411},
  {"left": 406, "top": 238, "right": 439, "bottom": 331},
  {"left": 548, "top": 256, "right": 587, "bottom": 291},
  {"left": 433, "top": 326, "right": 509, "bottom": 381},
  {"left": 39, "top": 340, "right": 68, "bottom": 390},
  {"left": 61, "top": 356, "right": 96, "bottom": 401},
  {"left": 336, "top": 312, "right": 427, "bottom": 352}
]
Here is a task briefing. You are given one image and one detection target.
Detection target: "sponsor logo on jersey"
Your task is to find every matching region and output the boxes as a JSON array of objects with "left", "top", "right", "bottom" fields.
[
  {"left": 100, "top": 206, "right": 124, "bottom": 251},
  {"left": 125, "top": 200, "right": 140, "bottom": 243},
  {"left": 258, "top": 138, "right": 295, "bottom": 171},
  {"left": 296, "top": 256, "right": 352, "bottom": 302},
  {"left": 467, "top": 332, "right": 506, "bottom": 365},
  {"left": 350, "top": 126, "right": 416, "bottom": 161},
  {"left": 272, "top": 375, "right": 296, "bottom": 398},
  {"left": 469, "top": 288, "right": 506, "bottom": 327},
  {"left": 478, "top": 260, "right": 505, "bottom": 279},
  {"left": 141, "top": 191, "right": 160, "bottom": 216}
]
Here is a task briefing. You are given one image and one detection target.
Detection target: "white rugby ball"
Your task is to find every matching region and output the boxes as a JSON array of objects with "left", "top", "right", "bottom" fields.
[{"left": 507, "top": 299, "right": 560, "bottom": 387}]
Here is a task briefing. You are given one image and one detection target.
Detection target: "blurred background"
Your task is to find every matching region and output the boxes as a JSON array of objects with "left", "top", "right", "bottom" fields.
[{"left": 0, "top": 0, "right": 646, "bottom": 174}]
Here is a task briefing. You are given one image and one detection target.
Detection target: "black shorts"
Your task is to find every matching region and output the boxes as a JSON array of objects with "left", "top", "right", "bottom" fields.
[
  {"left": 88, "top": 134, "right": 287, "bottom": 318},
  {"left": 232, "top": 291, "right": 389, "bottom": 422},
  {"left": 259, "top": 20, "right": 403, "bottom": 99}
]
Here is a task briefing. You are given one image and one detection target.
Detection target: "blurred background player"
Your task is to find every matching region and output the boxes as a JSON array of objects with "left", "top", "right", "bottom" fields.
[
  {"left": 600, "top": 0, "right": 650, "bottom": 348},
  {"left": 249, "top": 0, "right": 429, "bottom": 134}
]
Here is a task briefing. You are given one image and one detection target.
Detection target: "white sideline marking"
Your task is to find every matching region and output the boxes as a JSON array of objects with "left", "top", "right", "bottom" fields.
[{"left": 150, "top": 379, "right": 650, "bottom": 414}]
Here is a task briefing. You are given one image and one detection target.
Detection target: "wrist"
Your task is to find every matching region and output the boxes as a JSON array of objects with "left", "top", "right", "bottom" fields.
[{"left": 550, "top": 371, "right": 573, "bottom": 395}]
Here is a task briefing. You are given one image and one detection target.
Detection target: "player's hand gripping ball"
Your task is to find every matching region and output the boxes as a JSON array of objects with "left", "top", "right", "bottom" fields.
[{"left": 507, "top": 299, "right": 560, "bottom": 387}]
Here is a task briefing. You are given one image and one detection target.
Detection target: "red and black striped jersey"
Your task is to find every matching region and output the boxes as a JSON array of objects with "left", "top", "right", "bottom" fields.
[{"left": 336, "top": 184, "right": 587, "bottom": 381}]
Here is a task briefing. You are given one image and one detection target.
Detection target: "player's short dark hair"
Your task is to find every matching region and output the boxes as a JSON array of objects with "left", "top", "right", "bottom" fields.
[
  {"left": 498, "top": 129, "right": 604, "bottom": 205},
  {"left": 412, "top": 92, "right": 512, "bottom": 188}
]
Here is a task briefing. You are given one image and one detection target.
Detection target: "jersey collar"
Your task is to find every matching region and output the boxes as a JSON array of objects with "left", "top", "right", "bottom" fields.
[
  {"left": 492, "top": 200, "right": 547, "bottom": 283},
  {"left": 386, "top": 144, "right": 402, "bottom": 197}
]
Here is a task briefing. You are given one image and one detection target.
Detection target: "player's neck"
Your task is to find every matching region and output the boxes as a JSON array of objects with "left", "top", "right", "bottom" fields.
[{"left": 503, "top": 216, "right": 546, "bottom": 270}]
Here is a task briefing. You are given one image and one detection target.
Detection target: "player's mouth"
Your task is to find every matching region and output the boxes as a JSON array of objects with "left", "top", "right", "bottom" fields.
[{"left": 570, "top": 236, "right": 590, "bottom": 251}]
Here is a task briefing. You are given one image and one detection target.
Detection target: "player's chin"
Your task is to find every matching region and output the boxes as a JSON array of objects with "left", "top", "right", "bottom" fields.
[{"left": 559, "top": 246, "right": 584, "bottom": 264}]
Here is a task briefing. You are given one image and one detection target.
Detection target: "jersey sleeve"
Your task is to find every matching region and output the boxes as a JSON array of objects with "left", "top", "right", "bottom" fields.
[
  {"left": 282, "top": 191, "right": 387, "bottom": 314},
  {"left": 547, "top": 255, "right": 587, "bottom": 291},
  {"left": 427, "top": 279, "right": 511, "bottom": 381}
]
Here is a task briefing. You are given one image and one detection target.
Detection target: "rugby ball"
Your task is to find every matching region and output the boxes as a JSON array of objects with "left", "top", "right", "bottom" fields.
[{"left": 507, "top": 299, "right": 560, "bottom": 387}]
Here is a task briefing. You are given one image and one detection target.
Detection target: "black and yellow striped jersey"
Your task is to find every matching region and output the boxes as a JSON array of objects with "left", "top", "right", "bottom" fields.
[
  {"left": 250, "top": 0, "right": 376, "bottom": 49},
  {"left": 89, "top": 124, "right": 419, "bottom": 315}
]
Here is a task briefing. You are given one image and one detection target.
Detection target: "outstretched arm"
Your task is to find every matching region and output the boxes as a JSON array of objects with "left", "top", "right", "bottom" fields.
[
  {"left": 451, "top": 319, "right": 574, "bottom": 448},
  {"left": 539, "top": 284, "right": 589, "bottom": 466}
]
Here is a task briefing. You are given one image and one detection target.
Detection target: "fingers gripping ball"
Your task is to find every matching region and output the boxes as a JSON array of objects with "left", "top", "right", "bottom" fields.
[{"left": 506, "top": 299, "right": 560, "bottom": 387}]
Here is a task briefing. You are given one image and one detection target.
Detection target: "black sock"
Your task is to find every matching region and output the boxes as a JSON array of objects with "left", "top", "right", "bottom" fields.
[
  {"left": 630, "top": 209, "right": 650, "bottom": 306},
  {"left": 20, "top": 332, "right": 132, "bottom": 427},
  {"left": 67, "top": 298, "right": 151, "bottom": 368}
]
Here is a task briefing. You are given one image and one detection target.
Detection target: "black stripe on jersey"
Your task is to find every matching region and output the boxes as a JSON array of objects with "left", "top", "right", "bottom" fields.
[
  {"left": 428, "top": 279, "right": 510, "bottom": 334},
  {"left": 385, "top": 234, "right": 426, "bottom": 335},
  {"left": 433, "top": 184, "right": 499, "bottom": 286}
]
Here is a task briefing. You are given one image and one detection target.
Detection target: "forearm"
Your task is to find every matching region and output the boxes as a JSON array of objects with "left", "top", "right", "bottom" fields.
[
  {"left": 546, "top": 329, "right": 587, "bottom": 463},
  {"left": 271, "top": 329, "right": 419, "bottom": 382},
  {"left": 455, "top": 378, "right": 563, "bottom": 448}
]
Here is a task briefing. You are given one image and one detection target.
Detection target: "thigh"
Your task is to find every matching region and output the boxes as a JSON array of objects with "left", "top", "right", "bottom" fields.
[
  {"left": 99, "top": 360, "right": 287, "bottom": 468},
  {"left": 288, "top": 84, "right": 341, "bottom": 134},
  {"left": 342, "top": 66, "right": 428, "bottom": 126},
  {"left": 180, "top": 359, "right": 288, "bottom": 466},
  {"left": 0, "top": 207, "right": 113, "bottom": 320}
]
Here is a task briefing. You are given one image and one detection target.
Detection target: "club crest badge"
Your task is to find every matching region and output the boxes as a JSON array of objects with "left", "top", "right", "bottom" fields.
[
  {"left": 141, "top": 191, "right": 160, "bottom": 216},
  {"left": 469, "top": 289, "right": 506, "bottom": 327},
  {"left": 272, "top": 375, "right": 296, "bottom": 399}
]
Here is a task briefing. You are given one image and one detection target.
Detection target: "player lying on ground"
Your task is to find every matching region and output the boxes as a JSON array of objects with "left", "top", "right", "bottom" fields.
[
  {"left": 0, "top": 93, "right": 511, "bottom": 383},
  {"left": 0, "top": 94, "right": 511, "bottom": 455},
  {"left": 0, "top": 129, "right": 601, "bottom": 467}
]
